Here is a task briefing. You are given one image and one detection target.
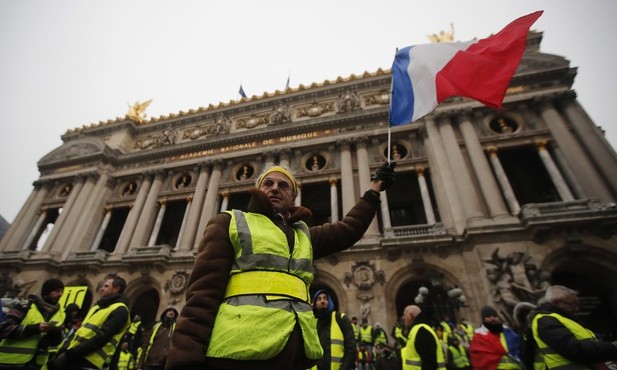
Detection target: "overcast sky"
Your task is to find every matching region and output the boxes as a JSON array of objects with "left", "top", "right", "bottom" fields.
[{"left": 1, "top": 0, "right": 616, "bottom": 223}]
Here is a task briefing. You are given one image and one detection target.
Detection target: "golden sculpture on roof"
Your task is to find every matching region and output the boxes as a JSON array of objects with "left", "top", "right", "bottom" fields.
[
  {"left": 428, "top": 22, "right": 454, "bottom": 43},
  {"left": 126, "top": 99, "right": 153, "bottom": 123}
]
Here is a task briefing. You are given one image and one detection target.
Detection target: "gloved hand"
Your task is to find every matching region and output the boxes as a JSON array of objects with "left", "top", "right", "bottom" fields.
[
  {"left": 47, "top": 353, "right": 67, "bottom": 370},
  {"left": 371, "top": 161, "right": 396, "bottom": 191}
]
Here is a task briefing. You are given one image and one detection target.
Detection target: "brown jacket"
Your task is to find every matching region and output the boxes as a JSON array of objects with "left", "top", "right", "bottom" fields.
[{"left": 165, "top": 187, "right": 381, "bottom": 370}]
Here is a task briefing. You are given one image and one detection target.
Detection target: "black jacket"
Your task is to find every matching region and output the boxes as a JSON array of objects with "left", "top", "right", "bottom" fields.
[
  {"left": 315, "top": 311, "right": 356, "bottom": 370},
  {"left": 532, "top": 303, "right": 617, "bottom": 363}
]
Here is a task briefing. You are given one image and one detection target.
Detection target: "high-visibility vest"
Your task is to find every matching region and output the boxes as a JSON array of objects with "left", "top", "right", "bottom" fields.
[
  {"left": 394, "top": 325, "right": 408, "bottom": 346},
  {"left": 374, "top": 329, "right": 388, "bottom": 345},
  {"left": 68, "top": 301, "right": 130, "bottom": 369},
  {"left": 461, "top": 322, "right": 474, "bottom": 340},
  {"left": 311, "top": 311, "right": 346, "bottom": 370},
  {"left": 0, "top": 302, "right": 65, "bottom": 366},
  {"left": 360, "top": 326, "right": 373, "bottom": 344},
  {"left": 532, "top": 313, "right": 596, "bottom": 370},
  {"left": 206, "top": 210, "right": 322, "bottom": 361},
  {"left": 117, "top": 350, "right": 134, "bottom": 370},
  {"left": 448, "top": 345, "right": 470, "bottom": 368},
  {"left": 352, "top": 323, "right": 359, "bottom": 341},
  {"left": 143, "top": 321, "right": 175, "bottom": 363},
  {"left": 401, "top": 323, "right": 446, "bottom": 370},
  {"left": 127, "top": 321, "right": 141, "bottom": 335}
]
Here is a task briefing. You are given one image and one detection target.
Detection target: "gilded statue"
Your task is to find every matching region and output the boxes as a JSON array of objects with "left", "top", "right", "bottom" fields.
[
  {"left": 427, "top": 23, "right": 454, "bottom": 43},
  {"left": 126, "top": 99, "right": 153, "bottom": 123}
]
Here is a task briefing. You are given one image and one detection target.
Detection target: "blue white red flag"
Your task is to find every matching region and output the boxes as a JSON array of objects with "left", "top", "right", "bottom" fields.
[{"left": 388, "top": 11, "right": 543, "bottom": 126}]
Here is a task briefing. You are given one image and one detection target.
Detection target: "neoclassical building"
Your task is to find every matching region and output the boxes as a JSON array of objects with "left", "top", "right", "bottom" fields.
[{"left": 1, "top": 31, "right": 616, "bottom": 338}]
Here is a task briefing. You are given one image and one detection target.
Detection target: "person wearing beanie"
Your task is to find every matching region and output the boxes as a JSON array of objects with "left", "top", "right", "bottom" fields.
[
  {"left": 311, "top": 289, "right": 356, "bottom": 370},
  {"left": 136, "top": 307, "right": 179, "bottom": 370},
  {"left": 470, "top": 306, "right": 522, "bottom": 370},
  {"left": 0, "top": 278, "right": 66, "bottom": 369},
  {"left": 166, "top": 162, "right": 396, "bottom": 370}
]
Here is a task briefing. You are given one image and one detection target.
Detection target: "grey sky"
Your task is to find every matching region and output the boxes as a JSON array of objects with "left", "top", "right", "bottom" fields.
[{"left": 1, "top": 0, "right": 615, "bottom": 223}]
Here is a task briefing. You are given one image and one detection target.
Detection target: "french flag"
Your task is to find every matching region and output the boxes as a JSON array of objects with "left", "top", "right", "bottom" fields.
[{"left": 388, "top": 11, "right": 543, "bottom": 126}]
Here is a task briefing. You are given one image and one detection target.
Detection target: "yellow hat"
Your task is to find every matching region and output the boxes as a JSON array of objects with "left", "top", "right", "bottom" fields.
[{"left": 256, "top": 166, "right": 298, "bottom": 194}]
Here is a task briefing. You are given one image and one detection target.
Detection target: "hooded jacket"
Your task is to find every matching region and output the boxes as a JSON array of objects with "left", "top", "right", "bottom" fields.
[
  {"left": 166, "top": 187, "right": 380, "bottom": 370},
  {"left": 313, "top": 289, "right": 357, "bottom": 370},
  {"left": 137, "top": 307, "right": 178, "bottom": 369}
]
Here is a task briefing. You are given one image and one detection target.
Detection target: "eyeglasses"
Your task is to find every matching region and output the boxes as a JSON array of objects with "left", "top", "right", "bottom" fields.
[{"left": 260, "top": 178, "right": 292, "bottom": 191}]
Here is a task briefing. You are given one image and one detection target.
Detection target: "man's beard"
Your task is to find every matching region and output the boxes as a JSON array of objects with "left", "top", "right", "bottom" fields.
[
  {"left": 484, "top": 321, "right": 503, "bottom": 333},
  {"left": 314, "top": 307, "right": 329, "bottom": 318}
]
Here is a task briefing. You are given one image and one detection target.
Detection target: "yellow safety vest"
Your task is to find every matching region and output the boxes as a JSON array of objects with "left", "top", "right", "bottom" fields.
[
  {"left": 206, "top": 210, "right": 322, "bottom": 361},
  {"left": 352, "top": 323, "right": 359, "bottom": 342},
  {"left": 68, "top": 301, "right": 130, "bottom": 369},
  {"left": 0, "top": 302, "right": 65, "bottom": 366},
  {"left": 448, "top": 345, "right": 470, "bottom": 368},
  {"left": 117, "top": 350, "right": 134, "bottom": 370},
  {"left": 360, "top": 326, "right": 373, "bottom": 344},
  {"left": 311, "top": 311, "right": 346, "bottom": 370},
  {"left": 143, "top": 321, "right": 175, "bottom": 363},
  {"left": 374, "top": 329, "right": 388, "bottom": 345},
  {"left": 394, "top": 325, "right": 408, "bottom": 346},
  {"left": 461, "top": 322, "right": 474, "bottom": 340},
  {"left": 532, "top": 313, "right": 596, "bottom": 370},
  {"left": 128, "top": 320, "right": 141, "bottom": 335},
  {"left": 401, "top": 323, "right": 446, "bottom": 370}
]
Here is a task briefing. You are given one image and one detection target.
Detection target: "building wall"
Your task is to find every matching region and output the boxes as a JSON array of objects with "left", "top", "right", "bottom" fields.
[{"left": 1, "top": 32, "right": 617, "bottom": 338}]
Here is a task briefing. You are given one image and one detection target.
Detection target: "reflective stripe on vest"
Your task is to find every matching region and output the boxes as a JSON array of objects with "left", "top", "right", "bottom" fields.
[
  {"left": 143, "top": 321, "right": 175, "bottom": 363},
  {"left": 402, "top": 323, "right": 446, "bottom": 370},
  {"left": 117, "top": 350, "right": 134, "bottom": 370},
  {"left": 225, "top": 270, "right": 310, "bottom": 303},
  {"left": 68, "top": 302, "right": 130, "bottom": 369},
  {"left": 0, "top": 303, "right": 65, "bottom": 365},
  {"left": 128, "top": 321, "right": 141, "bottom": 335},
  {"left": 448, "top": 345, "right": 470, "bottom": 368},
  {"left": 532, "top": 313, "right": 596, "bottom": 370},
  {"left": 206, "top": 210, "right": 322, "bottom": 361}
]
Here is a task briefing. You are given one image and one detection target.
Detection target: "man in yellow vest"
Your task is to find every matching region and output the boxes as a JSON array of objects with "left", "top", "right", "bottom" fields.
[
  {"left": 446, "top": 335, "right": 470, "bottom": 370},
  {"left": 166, "top": 163, "right": 396, "bottom": 370},
  {"left": 136, "top": 307, "right": 178, "bottom": 370},
  {"left": 312, "top": 289, "right": 356, "bottom": 370},
  {"left": 49, "top": 275, "right": 131, "bottom": 370},
  {"left": 359, "top": 318, "right": 374, "bottom": 354},
  {"left": 401, "top": 305, "right": 445, "bottom": 370},
  {"left": 531, "top": 285, "right": 617, "bottom": 368},
  {"left": 0, "top": 278, "right": 65, "bottom": 370}
]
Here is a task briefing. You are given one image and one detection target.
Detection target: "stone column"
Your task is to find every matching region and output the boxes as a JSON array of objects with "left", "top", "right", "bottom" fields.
[
  {"left": 379, "top": 191, "right": 392, "bottom": 229},
  {"left": 339, "top": 140, "right": 356, "bottom": 215},
  {"left": 264, "top": 152, "right": 275, "bottom": 168},
  {"left": 21, "top": 208, "right": 47, "bottom": 250},
  {"left": 295, "top": 183, "right": 302, "bottom": 207},
  {"left": 64, "top": 172, "right": 113, "bottom": 255},
  {"left": 1, "top": 182, "right": 50, "bottom": 251},
  {"left": 114, "top": 174, "right": 153, "bottom": 255},
  {"left": 425, "top": 118, "right": 466, "bottom": 233},
  {"left": 458, "top": 113, "right": 510, "bottom": 218},
  {"left": 148, "top": 200, "right": 167, "bottom": 246},
  {"left": 40, "top": 178, "right": 85, "bottom": 253},
  {"left": 220, "top": 192, "right": 229, "bottom": 212},
  {"left": 195, "top": 161, "right": 223, "bottom": 249},
  {"left": 535, "top": 98, "right": 612, "bottom": 201},
  {"left": 551, "top": 147, "right": 586, "bottom": 199},
  {"left": 0, "top": 185, "right": 42, "bottom": 251},
  {"left": 561, "top": 94, "right": 617, "bottom": 194},
  {"left": 438, "top": 116, "right": 484, "bottom": 221},
  {"left": 487, "top": 147, "right": 521, "bottom": 214},
  {"left": 356, "top": 139, "right": 379, "bottom": 235},
  {"left": 417, "top": 167, "right": 436, "bottom": 224},
  {"left": 279, "top": 150, "right": 291, "bottom": 168},
  {"left": 177, "top": 164, "right": 210, "bottom": 251},
  {"left": 90, "top": 207, "right": 112, "bottom": 251},
  {"left": 50, "top": 173, "right": 99, "bottom": 254},
  {"left": 130, "top": 171, "right": 165, "bottom": 249},
  {"left": 330, "top": 178, "right": 339, "bottom": 222},
  {"left": 536, "top": 141, "right": 574, "bottom": 201},
  {"left": 175, "top": 196, "right": 192, "bottom": 250}
]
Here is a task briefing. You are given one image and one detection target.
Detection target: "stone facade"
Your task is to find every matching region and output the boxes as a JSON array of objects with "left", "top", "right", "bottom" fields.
[{"left": 1, "top": 31, "right": 617, "bottom": 339}]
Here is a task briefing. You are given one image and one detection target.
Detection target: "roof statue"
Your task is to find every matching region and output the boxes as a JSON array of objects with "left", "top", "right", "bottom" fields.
[
  {"left": 126, "top": 99, "right": 153, "bottom": 123},
  {"left": 427, "top": 22, "right": 454, "bottom": 43}
]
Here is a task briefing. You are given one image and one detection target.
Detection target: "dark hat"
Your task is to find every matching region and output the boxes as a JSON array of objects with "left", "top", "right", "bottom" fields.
[
  {"left": 480, "top": 306, "right": 498, "bottom": 319},
  {"left": 41, "top": 279, "right": 64, "bottom": 298},
  {"left": 65, "top": 303, "right": 80, "bottom": 312}
]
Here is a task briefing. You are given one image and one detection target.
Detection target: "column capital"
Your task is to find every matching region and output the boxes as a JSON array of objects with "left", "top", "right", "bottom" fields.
[
  {"left": 486, "top": 146, "right": 498, "bottom": 155},
  {"left": 336, "top": 139, "right": 353, "bottom": 150},
  {"left": 416, "top": 166, "right": 425, "bottom": 176},
  {"left": 186, "top": 195, "right": 194, "bottom": 202},
  {"left": 220, "top": 191, "right": 229, "bottom": 198},
  {"left": 535, "top": 140, "right": 549, "bottom": 151},
  {"left": 353, "top": 136, "right": 370, "bottom": 147},
  {"left": 329, "top": 177, "right": 338, "bottom": 186},
  {"left": 104, "top": 205, "right": 113, "bottom": 213}
]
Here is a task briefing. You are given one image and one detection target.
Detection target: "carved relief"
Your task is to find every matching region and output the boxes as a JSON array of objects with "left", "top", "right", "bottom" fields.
[
  {"left": 296, "top": 101, "right": 333, "bottom": 118},
  {"left": 165, "top": 270, "right": 189, "bottom": 295},
  {"left": 364, "top": 90, "right": 390, "bottom": 106},
  {"left": 337, "top": 89, "right": 362, "bottom": 113},
  {"left": 236, "top": 113, "right": 269, "bottom": 129},
  {"left": 343, "top": 261, "right": 385, "bottom": 290},
  {"left": 270, "top": 103, "right": 293, "bottom": 125},
  {"left": 134, "top": 128, "right": 177, "bottom": 149}
]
